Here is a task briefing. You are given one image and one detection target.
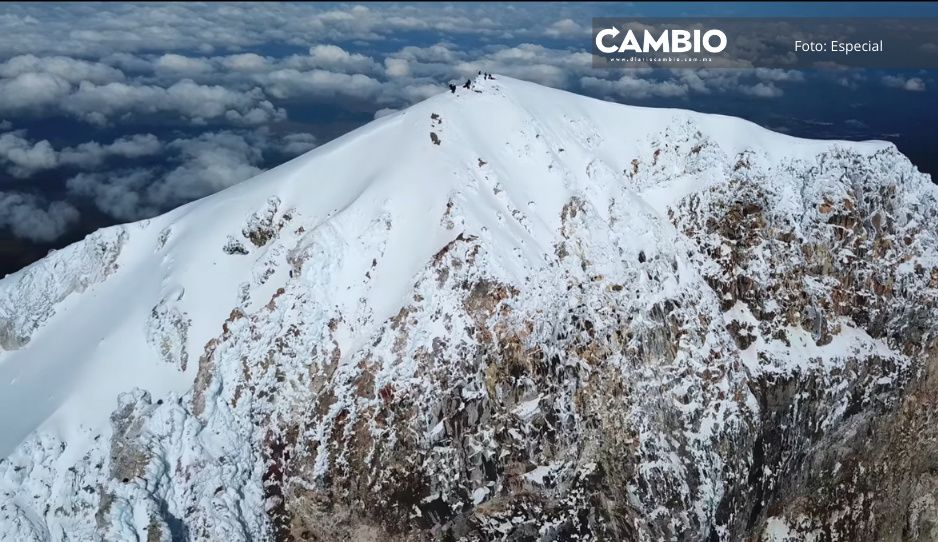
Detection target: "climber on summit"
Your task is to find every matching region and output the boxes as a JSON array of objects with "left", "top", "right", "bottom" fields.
[
  {"left": 463, "top": 79, "right": 471, "bottom": 89},
  {"left": 449, "top": 83, "right": 456, "bottom": 93}
]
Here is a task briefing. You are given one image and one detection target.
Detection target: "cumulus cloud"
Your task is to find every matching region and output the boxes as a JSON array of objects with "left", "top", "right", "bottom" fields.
[
  {"left": 98, "top": 52, "right": 156, "bottom": 74},
  {"left": 0, "top": 4, "right": 591, "bottom": 58},
  {"left": 384, "top": 57, "right": 411, "bottom": 78},
  {"left": 0, "top": 9, "right": 813, "bottom": 131},
  {"left": 0, "top": 191, "right": 79, "bottom": 242},
  {"left": 0, "top": 131, "right": 162, "bottom": 177},
  {"left": 0, "top": 70, "right": 285, "bottom": 126},
  {"left": 581, "top": 74, "right": 689, "bottom": 99},
  {"left": 102, "top": 134, "right": 163, "bottom": 158},
  {"left": 300, "top": 45, "right": 382, "bottom": 74},
  {"left": 59, "top": 134, "right": 162, "bottom": 169},
  {"left": 452, "top": 44, "right": 592, "bottom": 88},
  {"left": 0, "top": 131, "right": 57, "bottom": 177},
  {"left": 60, "top": 79, "right": 285, "bottom": 125},
  {"left": 64, "top": 129, "right": 317, "bottom": 220},
  {"left": 882, "top": 75, "right": 926, "bottom": 92},
  {"left": 218, "top": 53, "right": 268, "bottom": 72},
  {"left": 0, "top": 50, "right": 285, "bottom": 126},
  {"left": 390, "top": 43, "right": 460, "bottom": 64},
  {"left": 154, "top": 133, "right": 262, "bottom": 202},
  {"left": 752, "top": 68, "right": 804, "bottom": 83},
  {"left": 544, "top": 19, "right": 584, "bottom": 38},
  {"left": 280, "top": 133, "right": 317, "bottom": 155},
  {"left": 0, "top": 72, "right": 72, "bottom": 113},
  {"left": 834, "top": 71, "right": 867, "bottom": 90},
  {"left": 580, "top": 68, "right": 797, "bottom": 101},
  {"left": 154, "top": 53, "right": 214, "bottom": 76},
  {"left": 0, "top": 125, "right": 318, "bottom": 223},
  {"left": 259, "top": 69, "right": 382, "bottom": 101},
  {"left": 0, "top": 54, "right": 124, "bottom": 84},
  {"left": 0, "top": 5, "right": 628, "bottom": 119},
  {"left": 374, "top": 108, "right": 398, "bottom": 119},
  {"left": 740, "top": 82, "right": 784, "bottom": 98},
  {"left": 67, "top": 169, "right": 156, "bottom": 221}
]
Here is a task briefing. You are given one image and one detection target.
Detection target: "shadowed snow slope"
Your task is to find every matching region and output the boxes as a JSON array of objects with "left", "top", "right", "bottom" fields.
[{"left": 0, "top": 76, "right": 936, "bottom": 541}]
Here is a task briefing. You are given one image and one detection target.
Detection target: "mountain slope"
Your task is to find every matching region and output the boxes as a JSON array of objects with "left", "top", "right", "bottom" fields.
[{"left": 0, "top": 75, "right": 936, "bottom": 541}]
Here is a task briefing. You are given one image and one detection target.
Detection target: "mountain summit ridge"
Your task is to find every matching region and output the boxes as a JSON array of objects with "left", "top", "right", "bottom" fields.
[{"left": 0, "top": 75, "right": 936, "bottom": 541}]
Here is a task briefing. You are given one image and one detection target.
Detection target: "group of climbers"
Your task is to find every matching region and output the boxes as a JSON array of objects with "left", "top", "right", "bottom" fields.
[{"left": 448, "top": 71, "right": 496, "bottom": 93}]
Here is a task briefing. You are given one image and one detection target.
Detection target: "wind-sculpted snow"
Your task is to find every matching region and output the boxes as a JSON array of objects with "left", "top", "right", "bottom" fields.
[{"left": 0, "top": 76, "right": 936, "bottom": 541}]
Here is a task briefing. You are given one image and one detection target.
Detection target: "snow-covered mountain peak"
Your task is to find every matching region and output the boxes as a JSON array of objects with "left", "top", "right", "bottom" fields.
[{"left": 1, "top": 75, "right": 935, "bottom": 541}]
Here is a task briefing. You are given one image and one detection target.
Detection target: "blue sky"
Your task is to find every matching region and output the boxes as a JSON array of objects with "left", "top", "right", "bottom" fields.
[{"left": 0, "top": 2, "right": 935, "bottom": 275}]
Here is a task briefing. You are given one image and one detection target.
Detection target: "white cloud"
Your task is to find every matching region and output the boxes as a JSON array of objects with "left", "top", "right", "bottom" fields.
[
  {"left": 0, "top": 191, "right": 79, "bottom": 242},
  {"left": 281, "top": 132, "right": 317, "bottom": 155},
  {"left": 374, "top": 107, "right": 398, "bottom": 119},
  {"left": 105, "top": 134, "right": 163, "bottom": 157},
  {"left": 453, "top": 44, "right": 592, "bottom": 88},
  {"left": 393, "top": 82, "right": 448, "bottom": 104},
  {"left": 0, "top": 72, "right": 72, "bottom": 113},
  {"left": 65, "top": 130, "right": 294, "bottom": 219},
  {"left": 301, "top": 45, "right": 381, "bottom": 74},
  {"left": 580, "top": 68, "right": 797, "bottom": 101},
  {"left": 258, "top": 69, "right": 382, "bottom": 101},
  {"left": 63, "top": 128, "right": 323, "bottom": 221},
  {"left": 59, "top": 134, "right": 162, "bottom": 168},
  {"left": 154, "top": 53, "right": 214, "bottom": 76},
  {"left": 148, "top": 131, "right": 265, "bottom": 205},
  {"left": 67, "top": 169, "right": 156, "bottom": 221},
  {"left": 544, "top": 19, "right": 584, "bottom": 38},
  {"left": 100, "top": 52, "right": 156, "bottom": 74},
  {"left": 882, "top": 75, "right": 926, "bottom": 92},
  {"left": 384, "top": 57, "right": 411, "bottom": 78},
  {"left": 834, "top": 71, "right": 866, "bottom": 90},
  {"left": 904, "top": 78, "right": 926, "bottom": 92},
  {"left": 219, "top": 53, "right": 268, "bottom": 72},
  {"left": 753, "top": 68, "right": 804, "bottom": 83},
  {"left": 61, "top": 79, "right": 285, "bottom": 125},
  {"left": 0, "top": 54, "right": 124, "bottom": 84},
  {"left": 2, "top": 13, "right": 810, "bottom": 132},
  {"left": 740, "top": 82, "right": 784, "bottom": 98},
  {"left": 0, "top": 131, "right": 57, "bottom": 177},
  {"left": 0, "top": 131, "right": 164, "bottom": 177},
  {"left": 390, "top": 43, "right": 460, "bottom": 64},
  {"left": 0, "top": 61, "right": 286, "bottom": 125},
  {"left": 580, "top": 74, "right": 690, "bottom": 99},
  {"left": 0, "top": 4, "right": 588, "bottom": 58}
]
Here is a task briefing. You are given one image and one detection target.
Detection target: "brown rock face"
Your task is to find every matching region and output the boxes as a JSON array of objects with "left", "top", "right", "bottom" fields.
[
  {"left": 670, "top": 147, "right": 938, "bottom": 541},
  {"left": 156, "top": 143, "right": 935, "bottom": 541}
]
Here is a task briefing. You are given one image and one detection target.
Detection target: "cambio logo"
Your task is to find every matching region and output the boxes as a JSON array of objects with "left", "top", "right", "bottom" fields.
[{"left": 595, "top": 27, "right": 728, "bottom": 54}]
